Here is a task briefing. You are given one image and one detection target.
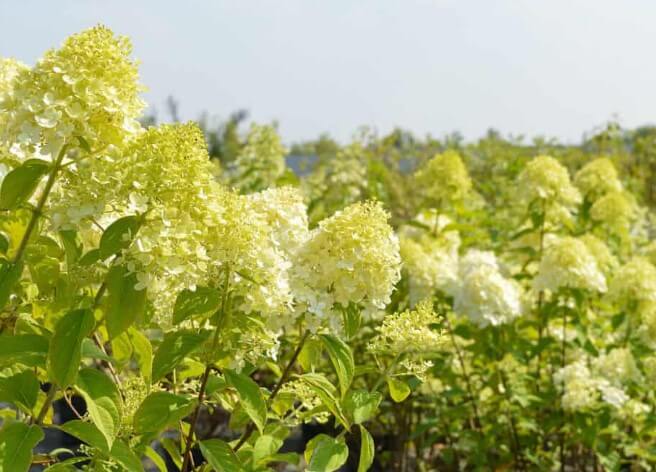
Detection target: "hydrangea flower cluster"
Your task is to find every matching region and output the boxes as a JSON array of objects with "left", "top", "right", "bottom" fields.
[
  {"left": 533, "top": 236, "right": 607, "bottom": 293},
  {"left": 230, "top": 124, "right": 287, "bottom": 193},
  {"left": 414, "top": 150, "right": 472, "bottom": 206},
  {"left": 291, "top": 201, "right": 401, "bottom": 329},
  {"left": 574, "top": 157, "right": 622, "bottom": 201},
  {"left": 517, "top": 155, "right": 581, "bottom": 224},
  {"left": 2, "top": 26, "right": 144, "bottom": 160},
  {"left": 609, "top": 257, "right": 656, "bottom": 309},
  {"left": 369, "top": 299, "right": 446, "bottom": 355},
  {"left": 399, "top": 211, "right": 460, "bottom": 304},
  {"left": 453, "top": 250, "right": 522, "bottom": 327}
]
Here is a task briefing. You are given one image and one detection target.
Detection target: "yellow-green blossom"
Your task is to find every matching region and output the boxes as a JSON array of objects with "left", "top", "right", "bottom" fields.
[
  {"left": 230, "top": 123, "right": 287, "bottom": 192},
  {"left": 609, "top": 257, "right": 656, "bottom": 306},
  {"left": 291, "top": 201, "right": 401, "bottom": 329},
  {"left": 574, "top": 157, "right": 622, "bottom": 201},
  {"left": 414, "top": 150, "right": 472, "bottom": 205},
  {"left": 2, "top": 25, "right": 145, "bottom": 159},
  {"left": 533, "top": 236, "right": 607, "bottom": 293},
  {"left": 590, "top": 190, "right": 637, "bottom": 234},
  {"left": 517, "top": 155, "right": 581, "bottom": 224},
  {"left": 369, "top": 299, "right": 447, "bottom": 355},
  {"left": 580, "top": 233, "right": 618, "bottom": 274}
]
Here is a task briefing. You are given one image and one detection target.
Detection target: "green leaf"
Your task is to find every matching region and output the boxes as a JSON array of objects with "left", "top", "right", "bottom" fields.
[
  {"left": 58, "top": 230, "right": 81, "bottom": 267},
  {"left": 47, "top": 309, "right": 95, "bottom": 387},
  {"left": 0, "top": 370, "right": 39, "bottom": 413},
  {"left": 75, "top": 368, "right": 121, "bottom": 448},
  {"left": 0, "top": 159, "right": 50, "bottom": 210},
  {"left": 160, "top": 437, "right": 182, "bottom": 470},
  {"left": 301, "top": 373, "right": 350, "bottom": 430},
  {"left": 0, "top": 334, "right": 48, "bottom": 369},
  {"left": 0, "top": 422, "right": 44, "bottom": 472},
  {"left": 133, "top": 391, "right": 195, "bottom": 434},
  {"left": 305, "top": 435, "right": 348, "bottom": 472},
  {"left": 224, "top": 370, "right": 267, "bottom": 434},
  {"left": 59, "top": 420, "right": 109, "bottom": 455},
  {"left": 151, "top": 330, "right": 208, "bottom": 382},
  {"left": 298, "top": 337, "right": 323, "bottom": 372},
  {"left": 319, "top": 334, "right": 355, "bottom": 398},
  {"left": 173, "top": 286, "right": 221, "bottom": 325},
  {"left": 144, "top": 446, "right": 167, "bottom": 472},
  {"left": 0, "top": 259, "right": 23, "bottom": 310},
  {"left": 104, "top": 265, "right": 147, "bottom": 339},
  {"left": 110, "top": 439, "right": 144, "bottom": 472},
  {"left": 343, "top": 390, "right": 382, "bottom": 425},
  {"left": 99, "top": 215, "right": 140, "bottom": 259},
  {"left": 387, "top": 378, "right": 411, "bottom": 403},
  {"left": 199, "top": 439, "right": 243, "bottom": 472},
  {"left": 253, "top": 434, "right": 283, "bottom": 465},
  {"left": 358, "top": 425, "right": 375, "bottom": 472},
  {"left": 342, "top": 304, "right": 361, "bottom": 339},
  {"left": 129, "top": 328, "right": 153, "bottom": 383},
  {"left": 80, "top": 338, "right": 113, "bottom": 362}
]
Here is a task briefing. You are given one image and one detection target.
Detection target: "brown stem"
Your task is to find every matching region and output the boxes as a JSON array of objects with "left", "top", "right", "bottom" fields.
[
  {"left": 12, "top": 144, "right": 68, "bottom": 265},
  {"left": 181, "top": 270, "right": 232, "bottom": 472},
  {"left": 233, "top": 329, "right": 311, "bottom": 452}
]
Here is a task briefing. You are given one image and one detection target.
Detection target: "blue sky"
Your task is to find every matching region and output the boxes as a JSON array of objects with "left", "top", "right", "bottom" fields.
[{"left": 2, "top": 0, "right": 656, "bottom": 143}]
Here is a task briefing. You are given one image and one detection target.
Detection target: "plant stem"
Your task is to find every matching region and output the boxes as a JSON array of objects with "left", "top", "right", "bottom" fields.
[
  {"left": 443, "top": 312, "right": 482, "bottom": 431},
  {"left": 233, "top": 329, "right": 311, "bottom": 452},
  {"left": 181, "top": 270, "right": 231, "bottom": 472},
  {"left": 559, "top": 303, "right": 568, "bottom": 471},
  {"left": 12, "top": 144, "right": 68, "bottom": 265},
  {"left": 32, "top": 383, "right": 57, "bottom": 425}
]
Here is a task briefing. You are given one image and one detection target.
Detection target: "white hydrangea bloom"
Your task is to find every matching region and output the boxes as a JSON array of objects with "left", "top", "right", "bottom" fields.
[
  {"left": 609, "top": 257, "right": 656, "bottom": 306},
  {"left": 533, "top": 236, "right": 607, "bottom": 293},
  {"left": 453, "top": 250, "right": 522, "bottom": 327},
  {"left": 554, "top": 361, "right": 600, "bottom": 411},
  {"left": 291, "top": 201, "right": 401, "bottom": 330}
]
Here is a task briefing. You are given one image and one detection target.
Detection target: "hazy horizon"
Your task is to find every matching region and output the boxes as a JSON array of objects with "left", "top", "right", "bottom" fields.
[{"left": 2, "top": 0, "right": 656, "bottom": 144}]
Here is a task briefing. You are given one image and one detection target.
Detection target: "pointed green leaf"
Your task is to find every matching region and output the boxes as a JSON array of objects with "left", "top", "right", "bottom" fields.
[
  {"left": 151, "top": 330, "right": 208, "bottom": 382},
  {"left": 173, "top": 286, "right": 221, "bottom": 325},
  {"left": 343, "top": 390, "right": 382, "bottom": 425},
  {"left": 105, "top": 265, "right": 147, "bottom": 339},
  {"left": 0, "top": 159, "right": 50, "bottom": 210},
  {"left": 129, "top": 327, "right": 152, "bottom": 383},
  {"left": 133, "top": 391, "right": 196, "bottom": 435},
  {"left": 0, "top": 422, "right": 44, "bottom": 472},
  {"left": 387, "top": 378, "right": 411, "bottom": 403},
  {"left": 99, "top": 215, "right": 140, "bottom": 259},
  {"left": 224, "top": 370, "right": 267, "bottom": 434},
  {"left": 306, "top": 435, "right": 348, "bottom": 472},
  {"left": 301, "top": 373, "right": 350, "bottom": 430},
  {"left": 199, "top": 439, "right": 243, "bottom": 472},
  {"left": 358, "top": 425, "right": 375, "bottom": 472},
  {"left": 319, "top": 334, "right": 354, "bottom": 398},
  {"left": 0, "top": 370, "right": 39, "bottom": 413},
  {"left": 0, "top": 334, "right": 48, "bottom": 369},
  {"left": 111, "top": 439, "right": 144, "bottom": 472},
  {"left": 59, "top": 420, "right": 109, "bottom": 455},
  {"left": 47, "top": 309, "right": 95, "bottom": 387},
  {"left": 75, "top": 369, "right": 121, "bottom": 448}
]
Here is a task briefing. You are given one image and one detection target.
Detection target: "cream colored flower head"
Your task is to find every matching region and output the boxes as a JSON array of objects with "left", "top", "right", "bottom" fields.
[
  {"left": 369, "top": 299, "right": 447, "bottom": 356},
  {"left": 400, "top": 236, "right": 459, "bottom": 304},
  {"left": 517, "top": 155, "right": 581, "bottom": 214},
  {"left": 609, "top": 257, "right": 656, "bottom": 306},
  {"left": 579, "top": 233, "right": 618, "bottom": 274},
  {"left": 590, "top": 191, "right": 637, "bottom": 234},
  {"left": 533, "top": 236, "right": 607, "bottom": 293},
  {"left": 414, "top": 150, "right": 472, "bottom": 205},
  {"left": 574, "top": 157, "right": 622, "bottom": 201},
  {"left": 3, "top": 25, "right": 145, "bottom": 159},
  {"left": 292, "top": 201, "right": 401, "bottom": 327},
  {"left": 230, "top": 123, "right": 287, "bottom": 193},
  {"left": 0, "top": 58, "right": 27, "bottom": 106},
  {"left": 453, "top": 250, "right": 522, "bottom": 327}
]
